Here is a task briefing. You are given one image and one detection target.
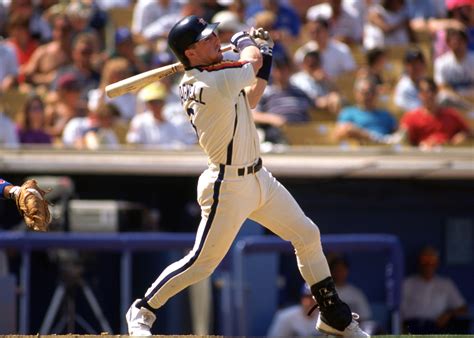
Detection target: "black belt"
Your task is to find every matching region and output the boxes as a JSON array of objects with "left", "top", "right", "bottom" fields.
[{"left": 237, "top": 158, "right": 262, "bottom": 176}]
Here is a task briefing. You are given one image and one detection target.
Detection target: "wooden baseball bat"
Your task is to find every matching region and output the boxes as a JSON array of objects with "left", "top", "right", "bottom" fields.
[{"left": 105, "top": 45, "right": 234, "bottom": 98}]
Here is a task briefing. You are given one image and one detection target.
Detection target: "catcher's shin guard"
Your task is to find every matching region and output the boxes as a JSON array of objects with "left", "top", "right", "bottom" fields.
[{"left": 311, "top": 277, "right": 352, "bottom": 331}]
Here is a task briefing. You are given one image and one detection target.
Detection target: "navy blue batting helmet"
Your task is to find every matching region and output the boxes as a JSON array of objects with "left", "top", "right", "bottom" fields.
[{"left": 168, "top": 15, "right": 219, "bottom": 67}]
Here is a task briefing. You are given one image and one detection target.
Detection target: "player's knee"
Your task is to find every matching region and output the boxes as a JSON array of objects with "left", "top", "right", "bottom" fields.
[
  {"left": 301, "top": 218, "right": 321, "bottom": 241},
  {"left": 291, "top": 219, "right": 322, "bottom": 252}
]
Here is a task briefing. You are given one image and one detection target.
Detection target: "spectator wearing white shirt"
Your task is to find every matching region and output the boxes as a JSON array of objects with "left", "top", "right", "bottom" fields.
[
  {"left": 393, "top": 47, "right": 427, "bottom": 111},
  {"left": 434, "top": 27, "right": 474, "bottom": 109},
  {"left": 306, "top": 0, "right": 363, "bottom": 44},
  {"left": 290, "top": 50, "right": 342, "bottom": 115},
  {"left": 62, "top": 103, "right": 120, "bottom": 149},
  {"left": 127, "top": 82, "right": 189, "bottom": 147},
  {"left": 294, "top": 18, "right": 356, "bottom": 79},
  {"left": 401, "top": 246, "right": 468, "bottom": 334}
]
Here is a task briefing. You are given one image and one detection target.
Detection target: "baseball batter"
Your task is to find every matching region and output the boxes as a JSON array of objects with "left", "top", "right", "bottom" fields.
[{"left": 126, "top": 16, "right": 368, "bottom": 337}]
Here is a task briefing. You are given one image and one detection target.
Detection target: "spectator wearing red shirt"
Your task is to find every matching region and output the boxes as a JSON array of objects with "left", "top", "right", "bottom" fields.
[{"left": 400, "top": 78, "right": 472, "bottom": 149}]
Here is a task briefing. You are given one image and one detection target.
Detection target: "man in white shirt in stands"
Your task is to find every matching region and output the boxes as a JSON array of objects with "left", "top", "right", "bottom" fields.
[
  {"left": 434, "top": 27, "right": 474, "bottom": 110},
  {"left": 294, "top": 18, "right": 356, "bottom": 79},
  {"left": 127, "top": 82, "right": 192, "bottom": 147}
]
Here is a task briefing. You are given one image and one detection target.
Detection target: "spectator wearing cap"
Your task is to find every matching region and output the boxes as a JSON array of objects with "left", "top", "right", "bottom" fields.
[
  {"left": 266, "top": 283, "right": 321, "bottom": 337},
  {"left": 434, "top": 27, "right": 474, "bottom": 109},
  {"left": 126, "top": 83, "right": 191, "bottom": 147},
  {"left": 334, "top": 76, "right": 398, "bottom": 144},
  {"left": 253, "top": 54, "right": 314, "bottom": 144},
  {"left": 45, "top": 71, "right": 88, "bottom": 139},
  {"left": 62, "top": 103, "right": 120, "bottom": 149},
  {"left": 363, "top": 0, "right": 414, "bottom": 50},
  {"left": 393, "top": 48, "right": 427, "bottom": 111},
  {"left": 23, "top": 13, "right": 73, "bottom": 89},
  {"left": 294, "top": 18, "right": 356, "bottom": 79},
  {"left": 53, "top": 32, "right": 101, "bottom": 101},
  {"left": 399, "top": 77, "right": 472, "bottom": 149},
  {"left": 306, "top": 0, "right": 363, "bottom": 45},
  {"left": 290, "top": 50, "right": 342, "bottom": 115},
  {"left": 246, "top": 0, "right": 301, "bottom": 38}
]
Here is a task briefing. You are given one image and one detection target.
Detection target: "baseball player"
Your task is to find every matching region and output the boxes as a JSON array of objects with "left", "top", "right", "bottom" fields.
[{"left": 126, "top": 15, "right": 369, "bottom": 337}]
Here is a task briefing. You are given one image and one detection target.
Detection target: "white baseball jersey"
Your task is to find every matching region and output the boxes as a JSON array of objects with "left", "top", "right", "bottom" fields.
[
  {"left": 179, "top": 60, "right": 261, "bottom": 166},
  {"left": 141, "top": 60, "right": 330, "bottom": 312}
]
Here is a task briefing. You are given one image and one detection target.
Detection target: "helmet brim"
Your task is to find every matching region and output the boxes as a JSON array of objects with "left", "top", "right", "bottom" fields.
[{"left": 197, "top": 22, "right": 219, "bottom": 41}]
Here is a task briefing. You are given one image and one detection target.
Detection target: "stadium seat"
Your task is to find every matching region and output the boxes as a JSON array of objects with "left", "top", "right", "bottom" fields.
[
  {"left": 334, "top": 70, "right": 358, "bottom": 104},
  {"left": 107, "top": 6, "right": 134, "bottom": 29},
  {"left": 0, "top": 89, "right": 29, "bottom": 119},
  {"left": 281, "top": 121, "right": 337, "bottom": 145}
]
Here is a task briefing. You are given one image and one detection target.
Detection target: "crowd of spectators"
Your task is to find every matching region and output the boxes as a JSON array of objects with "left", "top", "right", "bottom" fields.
[{"left": 1, "top": 0, "right": 473, "bottom": 150}]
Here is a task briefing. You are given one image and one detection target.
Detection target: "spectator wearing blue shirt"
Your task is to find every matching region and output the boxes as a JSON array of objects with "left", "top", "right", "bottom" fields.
[
  {"left": 246, "top": 0, "right": 301, "bottom": 37},
  {"left": 334, "top": 77, "right": 397, "bottom": 144}
]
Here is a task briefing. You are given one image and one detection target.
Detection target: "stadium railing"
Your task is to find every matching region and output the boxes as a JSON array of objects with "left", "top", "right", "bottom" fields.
[{"left": 0, "top": 232, "right": 403, "bottom": 335}]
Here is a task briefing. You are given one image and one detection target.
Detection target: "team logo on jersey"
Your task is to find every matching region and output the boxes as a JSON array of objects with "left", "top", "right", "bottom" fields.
[
  {"left": 198, "top": 18, "right": 207, "bottom": 26},
  {"left": 0, "top": 180, "right": 5, "bottom": 184}
]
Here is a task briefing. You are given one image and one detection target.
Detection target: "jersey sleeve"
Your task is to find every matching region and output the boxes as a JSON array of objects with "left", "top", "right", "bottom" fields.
[
  {"left": 0, "top": 178, "right": 13, "bottom": 200},
  {"left": 208, "top": 61, "right": 256, "bottom": 98}
]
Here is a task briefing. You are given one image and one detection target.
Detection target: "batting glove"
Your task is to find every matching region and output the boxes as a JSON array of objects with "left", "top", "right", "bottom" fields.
[{"left": 251, "top": 28, "right": 273, "bottom": 56}]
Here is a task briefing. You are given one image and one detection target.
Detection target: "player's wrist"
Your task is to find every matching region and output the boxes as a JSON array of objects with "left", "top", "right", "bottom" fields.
[
  {"left": 8, "top": 186, "right": 21, "bottom": 200},
  {"left": 0, "top": 179, "right": 14, "bottom": 199},
  {"left": 231, "top": 31, "right": 257, "bottom": 52},
  {"left": 256, "top": 49, "right": 272, "bottom": 81}
]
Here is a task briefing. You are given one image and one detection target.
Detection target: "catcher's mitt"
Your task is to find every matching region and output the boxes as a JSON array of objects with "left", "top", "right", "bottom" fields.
[{"left": 13, "top": 179, "right": 52, "bottom": 231}]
